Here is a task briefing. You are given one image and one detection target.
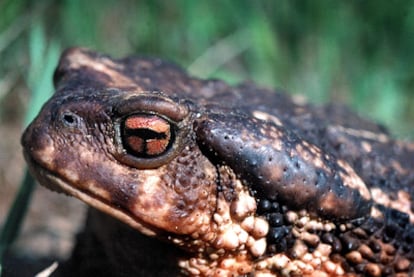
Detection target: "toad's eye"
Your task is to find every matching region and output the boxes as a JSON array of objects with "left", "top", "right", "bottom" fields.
[
  {"left": 112, "top": 92, "right": 190, "bottom": 169},
  {"left": 122, "top": 114, "right": 174, "bottom": 158}
]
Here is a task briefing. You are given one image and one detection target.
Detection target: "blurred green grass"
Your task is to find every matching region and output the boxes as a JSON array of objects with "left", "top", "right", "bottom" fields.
[{"left": 1, "top": 0, "right": 414, "bottom": 136}]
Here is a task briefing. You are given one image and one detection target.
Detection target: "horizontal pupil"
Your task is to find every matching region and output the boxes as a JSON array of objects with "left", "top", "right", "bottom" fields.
[{"left": 126, "top": 128, "right": 167, "bottom": 140}]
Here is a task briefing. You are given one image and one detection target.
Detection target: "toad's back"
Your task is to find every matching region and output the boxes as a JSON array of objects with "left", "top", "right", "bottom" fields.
[{"left": 22, "top": 48, "right": 414, "bottom": 276}]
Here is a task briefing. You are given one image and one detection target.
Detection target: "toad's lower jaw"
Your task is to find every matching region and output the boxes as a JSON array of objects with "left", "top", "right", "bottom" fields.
[{"left": 25, "top": 159, "right": 161, "bottom": 237}]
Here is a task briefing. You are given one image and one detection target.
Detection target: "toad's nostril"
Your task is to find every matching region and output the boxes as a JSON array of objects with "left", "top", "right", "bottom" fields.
[
  {"left": 63, "top": 114, "right": 75, "bottom": 124},
  {"left": 60, "top": 112, "right": 80, "bottom": 128}
]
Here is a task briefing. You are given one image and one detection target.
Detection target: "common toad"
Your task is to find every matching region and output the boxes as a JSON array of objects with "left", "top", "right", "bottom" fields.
[{"left": 22, "top": 48, "right": 414, "bottom": 276}]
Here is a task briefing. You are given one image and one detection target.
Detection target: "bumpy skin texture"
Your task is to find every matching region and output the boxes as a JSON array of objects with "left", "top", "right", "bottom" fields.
[{"left": 22, "top": 48, "right": 414, "bottom": 276}]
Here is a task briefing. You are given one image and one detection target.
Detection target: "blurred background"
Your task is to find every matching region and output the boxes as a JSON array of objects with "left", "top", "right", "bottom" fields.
[
  {"left": 1, "top": 0, "right": 414, "bottom": 275},
  {"left": 2, "top": 0, "right": 414, "bottom": 133}
]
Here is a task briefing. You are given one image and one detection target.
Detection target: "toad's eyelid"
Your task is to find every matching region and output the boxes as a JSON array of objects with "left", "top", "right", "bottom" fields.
[{"left": 112, "top": 91, "right": 189, "bottom": 122}]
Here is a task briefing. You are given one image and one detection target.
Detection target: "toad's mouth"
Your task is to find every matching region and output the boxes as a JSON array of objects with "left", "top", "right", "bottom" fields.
[{"left": 23, "top": 150, "right": 163, "bottom": 237}]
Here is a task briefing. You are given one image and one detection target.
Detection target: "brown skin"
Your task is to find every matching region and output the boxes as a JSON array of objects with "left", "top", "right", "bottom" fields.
[{"left": 22, "top": 48, "right": 414, "bottom": 276}]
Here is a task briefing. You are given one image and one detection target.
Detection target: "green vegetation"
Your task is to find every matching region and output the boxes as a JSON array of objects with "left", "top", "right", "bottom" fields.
[{"left": 1, "top": 0, "right": 414, "bottom": 135}]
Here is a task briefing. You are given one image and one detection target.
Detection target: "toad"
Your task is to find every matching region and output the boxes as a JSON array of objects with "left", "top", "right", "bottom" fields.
[{"left": 22, "top": 48, "right": 414, "bottom": 276}]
